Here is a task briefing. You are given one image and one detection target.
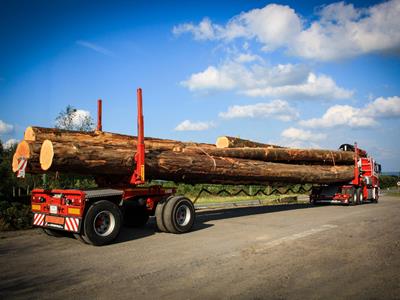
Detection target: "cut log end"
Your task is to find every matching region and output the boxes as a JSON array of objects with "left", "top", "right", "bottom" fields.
[
  {"left": 12, "top": 141, "right": 32, "bottom": 173},
  {"left": 216, "top": 136, "right": 230, "bottom": 149},
  {"left": 24, "top": 126, "right": 36, "bottom": 141},
  {"left": 40, "top": 140, "right": 54, "bottom": 171}
]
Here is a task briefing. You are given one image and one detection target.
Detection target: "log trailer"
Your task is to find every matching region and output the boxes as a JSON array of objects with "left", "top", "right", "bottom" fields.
[
  {"left": 310, "top": 144, "right": 381, "bottom": 205},
  {"left": 31, "top": 89, "right": 196, "bottom": 246},
  {"left": 29, "top": 89, "right": 381, "bottom": 246}
]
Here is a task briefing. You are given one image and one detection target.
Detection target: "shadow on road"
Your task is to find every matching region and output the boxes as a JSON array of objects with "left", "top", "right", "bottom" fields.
[
  {"left": 114, "top": 202, "right": 317, "bottom": 244},
  {"left": 195, "top": 202, "right": 316, "bottom": 223}
]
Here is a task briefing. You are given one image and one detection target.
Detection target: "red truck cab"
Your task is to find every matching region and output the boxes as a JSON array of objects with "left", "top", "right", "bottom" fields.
[{"left": 310, "top": 144, "right": 381, "bottom": 205}]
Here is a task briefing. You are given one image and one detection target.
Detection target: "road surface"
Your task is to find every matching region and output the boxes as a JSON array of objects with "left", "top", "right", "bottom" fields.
[{"left": 1, "top": 195, "right": 399, "bottom": 299}]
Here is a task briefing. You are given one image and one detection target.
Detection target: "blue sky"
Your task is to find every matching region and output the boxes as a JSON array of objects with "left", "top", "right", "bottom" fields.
[{"left": 0, "top": 0, "right": 399, "bottom": 171}]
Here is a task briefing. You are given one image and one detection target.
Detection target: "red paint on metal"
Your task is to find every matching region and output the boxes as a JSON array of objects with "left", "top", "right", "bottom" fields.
[
  {"left": 131, "top": 88, "right": 146, "bottom": 185},
  {"left": 97, "top": 99, "right": 102, "bottom": 131}
]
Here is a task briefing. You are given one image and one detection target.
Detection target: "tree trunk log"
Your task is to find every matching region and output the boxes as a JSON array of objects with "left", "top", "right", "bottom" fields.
[
  {"left": 39, "top": 140, "right": 354, "bottom": 184},
  {"left": 175, "top": 146, "right": 355, "bottom": 165},
  {"left": 216, "top": 136, "right": 283, "bottom": 148},
  {"left": 24, "top": 126, "right": 214, "bottom": 151},
  {"left": 146, "top": 152, "right": 354, "bottom": 185}
]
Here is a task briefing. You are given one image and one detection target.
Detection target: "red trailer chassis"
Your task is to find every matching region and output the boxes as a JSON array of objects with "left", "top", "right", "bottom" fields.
[
  {"left": 310, "top": 144, "right": 381, "bottom": 205},
  {"left": 30, "top": 89, "right": 195, "bottom": 246}
]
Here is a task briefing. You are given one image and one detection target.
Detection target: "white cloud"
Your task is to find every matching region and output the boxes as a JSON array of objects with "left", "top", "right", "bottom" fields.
[
  {"left": 173, "top": 0, "right": 400, "bottom": 61},
  {"left": 243, "top": 73, "right": 353, "bottom": 99},
  {"left": 76, "top": 40, "right": 114, "bottom": 56},
  {"left": 3, "top": 138, "right": 17, "bottom": 149},
  {"left": 71, "top": 110, "right": 91, "bottom": 128},
  {"left": 219, "top": 100, "right": 299, "bottom": 121},
  {"left": 175, "top": 120, "right": 214, "bottom": 131},
  {"left": 182, "top": 66, "right": 236, "bottom": 91},
  {"left": 281, "top": 127, "right": 327, "bottom": 142},
  {"left": 299, "top": 96, "right": 400, "bottom": 128},
  {"left": 181, "top": 60, "right": 352, "bottom": 100},
  {"left": 0, "top": 120, "right": 13, "bottom": 135}
]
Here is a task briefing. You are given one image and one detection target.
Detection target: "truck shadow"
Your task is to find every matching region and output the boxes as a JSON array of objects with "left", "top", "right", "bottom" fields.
[
  {"left": 195, "top": 202, "right": 315, "bottom": 224},
  {"left": 115, "top": 202, "right": 316, "bottom": 244}
]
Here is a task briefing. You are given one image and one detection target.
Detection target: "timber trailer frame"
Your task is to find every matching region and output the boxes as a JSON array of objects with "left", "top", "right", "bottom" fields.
[
  {"left": 310, "top": 143, "right": 381, "bottom": 205},
  {"left": 31, "top": 89, "right": 196, "bottom": 246}
]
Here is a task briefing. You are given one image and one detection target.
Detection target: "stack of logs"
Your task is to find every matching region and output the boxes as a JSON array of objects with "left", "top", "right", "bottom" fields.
[{"left": 12, "top": 126, "right": 357, "bottom": 185}]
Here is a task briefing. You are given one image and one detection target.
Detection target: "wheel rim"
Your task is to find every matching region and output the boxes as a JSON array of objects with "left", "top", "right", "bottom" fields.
[
  {"left": 175, "top": 204, "right": 191, "bottom": 226},
  {"left": 93, "top": 210, "right": 115, "bottom": 236},
  {"left": 360, "top": 191, "right": 363, "bottom": 203}
]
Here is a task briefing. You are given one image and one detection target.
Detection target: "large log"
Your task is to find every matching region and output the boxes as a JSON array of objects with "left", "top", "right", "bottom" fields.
[
  {"left": 216, "top": 136, "right": 283, "bottom": 149},
  {"left": 24, "top": 126, "right": 214, "bottom": 151},
  {"left": 175, "top": 146, "right": 355, "bottom": 165},
  {"left": 39, "top": 139, "right": 354, "bottom": 184},
  {"left": 145, "top": 151, "right": 354, "bottom": 184}
]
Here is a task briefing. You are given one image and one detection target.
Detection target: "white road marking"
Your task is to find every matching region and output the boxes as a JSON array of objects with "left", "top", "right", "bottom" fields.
[{"left": 252, "top": 224, "right": 338, "bottom": 253}]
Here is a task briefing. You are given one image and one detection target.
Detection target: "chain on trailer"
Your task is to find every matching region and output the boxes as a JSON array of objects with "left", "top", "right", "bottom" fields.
[{"left": 192, "top": 184, "right": 313, "bottom": 203}]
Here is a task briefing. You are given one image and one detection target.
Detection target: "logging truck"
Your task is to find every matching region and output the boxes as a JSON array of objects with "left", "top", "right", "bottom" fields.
[
  {"left": 310, "top": 144, "right": 381, "bottom": 205},
  {"left": 28, "top": 89, "right": 380, "bottom": 246}
]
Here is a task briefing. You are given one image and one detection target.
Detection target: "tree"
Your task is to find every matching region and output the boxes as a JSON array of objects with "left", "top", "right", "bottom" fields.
[
  {"left": 52, "top": 105, "right": 97, "bottom": 189},
  {"left": 55, "top": 105, "right": 94, "bottom": 131}
]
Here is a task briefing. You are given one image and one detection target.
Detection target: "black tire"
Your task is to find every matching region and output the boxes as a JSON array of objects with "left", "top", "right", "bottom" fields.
[
  {"left": 42, "top": 228, "right": 64, "bottom": 237},
  {"left": 356, "top": 188, "right": 363, "bottom": 205},
  {"left": 373, "top": 188, "right": 379, "bottom": 203},
  {"left": 163, "top": 196, "right": 195, "bottom": 234},
  {"left": 73, "top": 233, "right": 91, "bottom": 244},
  {"left": 83, "top": 200, "right": 122, "bottom": 246},
  {"left": 123, "top": 205, "right": 149, "bottom": 227},
  {"left": 348, "top": 187, "right": 356, "bottom": 206},
  {"left": 155, "top": 200, "right": 168, "bottom": 232}
]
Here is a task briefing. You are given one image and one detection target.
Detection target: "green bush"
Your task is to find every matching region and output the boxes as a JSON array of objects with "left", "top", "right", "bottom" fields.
[
  {"left": 0, "top": 200, "right": 32, "bottom": 231},
  {"left": 380, "top": 175, "right": 400, "bottom": 189}
]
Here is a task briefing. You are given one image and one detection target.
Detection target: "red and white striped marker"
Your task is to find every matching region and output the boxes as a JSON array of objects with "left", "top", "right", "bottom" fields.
[
  {"left": 16, "top": 157, "right": 27, "bottom": 178},
  {"left": 33, "top": 213, "right": 45, "bottom": 226},
  {"left": 64, "top": 217, "right": 80, "bottom": 232}
]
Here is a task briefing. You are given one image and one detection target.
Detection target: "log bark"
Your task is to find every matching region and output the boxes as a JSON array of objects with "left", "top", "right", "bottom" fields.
[
  {"left": 39, "top": 140, "right": 354, "bottom": 184},
  {"left": 175, "top": 146, "right": 355, "bottom": 165},
  {"left": 24, "top": 126, "right": 214, "bottom": 151},
  {"left": 216, "top": 136, "right": 283, "bottom": 149},
  {"left": 145, "top": 152, "right": 354, "bottom": 185}
]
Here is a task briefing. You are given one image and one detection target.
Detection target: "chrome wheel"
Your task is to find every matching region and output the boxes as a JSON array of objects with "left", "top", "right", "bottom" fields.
[
  {"left": 93, "top": 211, "right": 115, "bottom": 236},
  {"left": 176, "top": 204, "right": 191, "bottom": 226}
]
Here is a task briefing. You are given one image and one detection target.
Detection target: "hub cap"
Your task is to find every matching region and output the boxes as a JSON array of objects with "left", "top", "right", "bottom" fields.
[
  {"left": 176, "top": 204, "right": 191, "bottom": 226},
  {"left": 93, "top": 211, "right": 115, "bottom": 236}
]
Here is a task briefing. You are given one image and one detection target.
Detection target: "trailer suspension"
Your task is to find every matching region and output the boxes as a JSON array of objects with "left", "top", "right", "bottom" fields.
[{"left": 193, "top": 185, "right": 313, "bottom": 203}]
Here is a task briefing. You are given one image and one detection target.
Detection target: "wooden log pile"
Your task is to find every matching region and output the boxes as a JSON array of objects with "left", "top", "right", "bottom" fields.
[{"left": 12, "top": 127, "right": 356, "bottom": 185}]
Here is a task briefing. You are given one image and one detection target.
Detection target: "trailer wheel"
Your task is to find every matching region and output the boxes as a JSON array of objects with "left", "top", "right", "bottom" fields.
[
  {"left": 73, "top": 233, "right": 92, "bottom": 244},
  {"left": 348, "top": 187, "right": 356, "bottom": 206},
  {"left": 163, "top": 196, "right": 195, "bottom": 234},
  {"left": 123, "top": 206, "right": 149, "bottom": 227},
  {"left": 155, "top": 200, "right": 168, "bottom": 232},
  {"left": 372, "top": 188, "right": 379, "bottom": 203},
  {"left": 356, "top": 188, "right": 363, "bottom": 204},
  {"left": 83, "top": 200, "right": 122, "bottom": 246},
  {"left": 42, "top": 228, "right": 64, "bottom": 237}
]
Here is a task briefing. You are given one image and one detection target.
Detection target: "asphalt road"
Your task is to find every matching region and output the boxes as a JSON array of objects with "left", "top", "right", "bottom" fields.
[{"left": 1, "top": 195, "right": 399, "bottom": 299}]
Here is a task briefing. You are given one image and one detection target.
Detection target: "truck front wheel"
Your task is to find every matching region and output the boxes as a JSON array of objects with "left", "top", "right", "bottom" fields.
[
  {"left": 163, "top": 196, "right": 195, "bottom": 234},
  {"left": 83, "top": 200, "right": 122, "bottom": 246}
]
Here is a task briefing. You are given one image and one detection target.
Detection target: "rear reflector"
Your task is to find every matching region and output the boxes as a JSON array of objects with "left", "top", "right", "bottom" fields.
[
  {"left": 45, "top": 215, "right": 64, "bottom": 225},
  {"left": 67, "top": 207, "right": 81, "bottom": 215},
  {"left": 32, "top": 204, "right": 41, "bottom": 211}
]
